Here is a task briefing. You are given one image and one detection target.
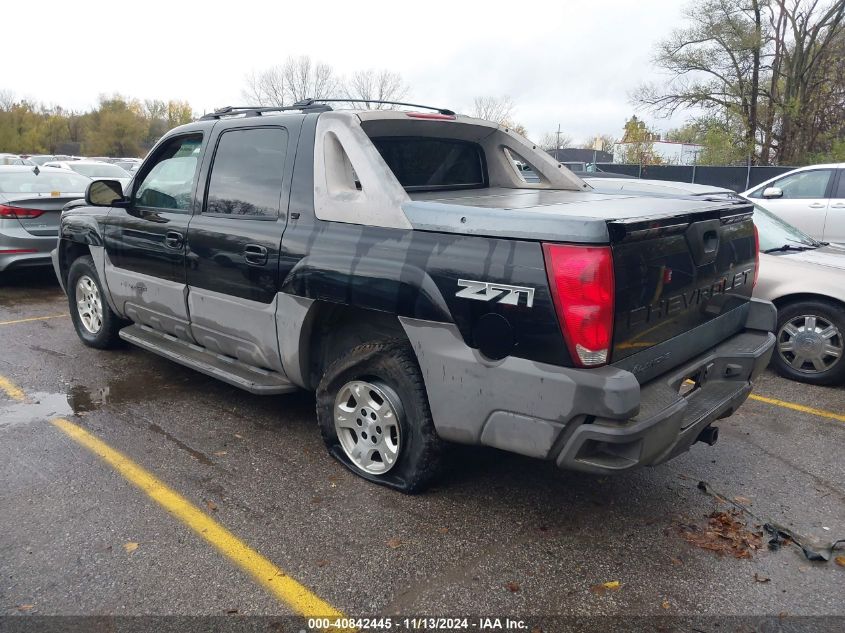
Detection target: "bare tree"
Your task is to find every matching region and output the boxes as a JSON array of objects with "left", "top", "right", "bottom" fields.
[
  {"left": 0, "top": 89, "right": 15, "bottom": 112},
  {"left": 343, "top": 69, "right": 409, "bottom": 108},
  {"left": 772, "top": 0, "right": 845, "bottom": 163},
  {"left": 242, "top": 67, "right": 288, "bottom": 107},
  {"left": 471, "top": 95, "right": 516, "bottom": 123},
  {"left": 538, "top": 131, "right": 573, "bottom": 151},
  {"left": 634, "top": 0, "right": 767, "bottom": 162},
  {"left": 242, "top": 56, "right": 338, "bottom": 107},
  {"left": 283, "top": 56, "right": 337, "bottom": 103}
]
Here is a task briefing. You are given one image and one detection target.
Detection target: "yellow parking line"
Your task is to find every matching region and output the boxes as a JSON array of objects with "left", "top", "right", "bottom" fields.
[
  {"left": 0, "top": 371, "right": 344, "bottom": 622},
  {"left": 0, "top": 374, "right": 26, "bottom": 401},
  {"left": 749, "top": 393, "right": 845, "bottom": 424},
  {"left": 51, "top": 417, "right": 344, "bottom": 620},
  {"left": 0, "top": 314, "right": 68, "bottom": 326}
]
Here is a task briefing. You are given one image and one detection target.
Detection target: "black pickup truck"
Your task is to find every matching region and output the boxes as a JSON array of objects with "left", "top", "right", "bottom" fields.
[{"left": 52, "top": 101, "right": 776, "bottom": 492}]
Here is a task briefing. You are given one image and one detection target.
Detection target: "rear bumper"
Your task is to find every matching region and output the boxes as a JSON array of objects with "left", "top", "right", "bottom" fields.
[
  {"left": 0, "top": 224, "right": 56, "bottom": 272},
  {"left": 400, "top": 298, "right": 776, "bottom": 475},
  {"left": 555, "top": 327, "right": 774, "bottom": 473}
]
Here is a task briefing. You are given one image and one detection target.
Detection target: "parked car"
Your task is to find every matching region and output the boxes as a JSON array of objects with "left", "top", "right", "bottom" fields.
[
  {"left": 52, "top": 103, "right": 774, "bottom": 491},
  {"left": 28, "top": 155, "right": 60, "bottom": 166},
  {"left": 113, "top": 159, "right": 142, "bottom": 173},
  {"left": 0, "top": 154, "right": 35, "bottom": 166},
  {"left": 585, "top": 176, "right": 738, "bottom": 200},
  {"left": 0, "top": 165, "right": 90, "bottom": 272},
  {"left": 742, "top": 163, "right": 845, "bottom": 245},
  {"left": 752, "top": 203, "right": 845, "bottom": 385},
  {"left": 43, "top": 160, "right": 132, "bottom": 191}
]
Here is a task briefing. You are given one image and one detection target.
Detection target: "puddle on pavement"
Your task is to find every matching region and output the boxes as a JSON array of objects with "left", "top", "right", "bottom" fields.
[
  {"left": 0, "top": 392, "right": 73, "bottom": 429},
  {"left": 1, "top": 368, "right": 168, "bottom": 428}
]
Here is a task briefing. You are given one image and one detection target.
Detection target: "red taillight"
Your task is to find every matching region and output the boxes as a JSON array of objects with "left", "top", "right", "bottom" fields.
[
  {"left": 752, "top": 223, "right": 760, "bottom": 288},
  {"left": 405, "top": 112, "right": 456, "bottom": 120},
  {"left": 0, "top": 204, "right": 45, "bottom": 219},
  {"left": 542, "top": 243, "right": 615, "bottom": 367}
]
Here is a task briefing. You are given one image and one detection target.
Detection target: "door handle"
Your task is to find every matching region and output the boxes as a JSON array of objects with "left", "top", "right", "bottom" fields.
[
  {"left": 831, "top": 203, "right": 845, "bottom": 208},
  {"left": 809, "top": 203, "right": 826, "bottom": 208},
  {"left": 164, "top": 230, "right": 184, "bottom": 249},
  {"left": 243, "top": 244, "right": 269, "bottom": 266}
]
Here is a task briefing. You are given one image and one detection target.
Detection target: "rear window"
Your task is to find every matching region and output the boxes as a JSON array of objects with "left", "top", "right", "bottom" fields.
[
  {"left": 370, "top": 137, "right": 486, "bottom": 191},
  {"left": 0, "top": 170, "right": 91, "bottom": 193}
]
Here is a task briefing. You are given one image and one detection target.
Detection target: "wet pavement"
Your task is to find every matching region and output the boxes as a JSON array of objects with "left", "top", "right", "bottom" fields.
[{"left": 1, "top": 269, "right": 844, "bottom": 629}]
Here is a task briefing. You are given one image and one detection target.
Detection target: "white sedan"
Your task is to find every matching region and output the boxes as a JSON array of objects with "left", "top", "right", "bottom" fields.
[
  {"left": 43, "top": 160, "right": 132, "bottom": 192},
  {"left": 741, "top": 163, "right": 845, "bottom": 245}
]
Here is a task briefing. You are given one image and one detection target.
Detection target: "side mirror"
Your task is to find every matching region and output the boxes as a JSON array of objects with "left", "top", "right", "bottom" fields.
[
  {"left": 86, "top": 179, "right": 127, "bottom": 207},
  {"left": 762, "top": 186, "right": 783, "bottom": 199}
]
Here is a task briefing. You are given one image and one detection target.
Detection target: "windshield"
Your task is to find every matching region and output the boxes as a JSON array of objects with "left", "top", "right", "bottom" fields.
[
  {"left": 753, "top": 203, "right": 820, "bottom": 251},
  {"left": 70, "top": 163, "right": 130, "bottom": 179},
  {"left": 0, "top": 170, "right": 91, "bottom": 193}
]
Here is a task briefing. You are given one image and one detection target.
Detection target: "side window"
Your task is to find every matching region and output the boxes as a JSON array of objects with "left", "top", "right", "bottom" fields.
[
  {"left": 835, "top": 170, "right": 845, "bottom": 199},
  {"left": 773, "top": 169, "right": 833, "bottom": 199},
  {"left": 205, "top": 127, "right": 288, "bottom": 218},
  {"left": 135, "top": 134, "right": 202, "bottom": 212}
]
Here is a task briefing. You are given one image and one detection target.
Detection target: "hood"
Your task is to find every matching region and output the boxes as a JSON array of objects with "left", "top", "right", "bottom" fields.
[{"left": 775, "top": 243, "right": 845, "bottom": 270}]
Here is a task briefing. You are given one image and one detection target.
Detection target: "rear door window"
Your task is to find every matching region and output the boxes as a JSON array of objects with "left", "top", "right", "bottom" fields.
[
  {"left": 204, "top": 127, "right": 288, "bottom": 218},
  {"left": 371, "top": 137, "right": 486, "bottom": 191}
]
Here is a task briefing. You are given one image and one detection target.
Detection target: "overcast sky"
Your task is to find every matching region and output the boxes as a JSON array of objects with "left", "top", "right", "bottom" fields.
[{"left": 5, "top": 0, "right": 692, "bottom": 144}]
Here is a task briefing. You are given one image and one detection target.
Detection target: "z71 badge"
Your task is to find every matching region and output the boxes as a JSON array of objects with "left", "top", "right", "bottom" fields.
[{"left": 455, "top": 279, "right": 535, "bottom": 308}]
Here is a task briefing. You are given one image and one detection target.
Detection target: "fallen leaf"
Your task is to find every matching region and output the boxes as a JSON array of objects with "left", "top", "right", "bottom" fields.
[
  {"left": 670, "top": 557, "right": 683, "bottom": 566},
  {"left": 226, "top": 608, "right": 238, "bottom": 614},
  {"left": 213, "top": 451, "right": 227, "bottom": 457},
  {"left": 16, "top": 604, "right": 34, "bottom": 612},
  {"left": 437, "top": 527, "right": 449, "bottom": 535},
  {"left": 661, "top": 599, "right": 670, "bottom": 610},
  {"left": 386, "top": 538, "right": 403, "bottom": 549},
  {"left": 733, "top": 496, "right": 751, "bottom": 505},
  {"left": 754, "top": 573, "right": 771, "bottom": 583},
  {"left": 234, "top": 434, "right": 243, "bottom": 439},
  {"left": 679, "top": 510, "right": 763, "bottom": 559},
  {"left": 123, "top": 542, "right": 139, "bottom": 554},
  {"left": 206, "top": 500, "right": 218, "bottom": 512},
  {"left": 505, "top": 581, "right": 520, "bottom": 593},
  {"left": 316, "top": 559, "right": 329, "bottom": 568},
  {"left": 590, "top": 580, "right": 621, "bottom": 595},
  {"left": 835, "top": 556, "right": 845, "bottom": 567}
]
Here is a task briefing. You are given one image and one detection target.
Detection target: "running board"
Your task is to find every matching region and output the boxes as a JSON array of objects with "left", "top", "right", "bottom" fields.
[{"left": 119, "top": 324, "right": 298, "bottom": 395}]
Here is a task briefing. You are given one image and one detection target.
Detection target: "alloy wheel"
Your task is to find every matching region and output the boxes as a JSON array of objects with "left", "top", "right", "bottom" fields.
[{"left": 333, "top": 380, "right": 402, "bottom": 474}]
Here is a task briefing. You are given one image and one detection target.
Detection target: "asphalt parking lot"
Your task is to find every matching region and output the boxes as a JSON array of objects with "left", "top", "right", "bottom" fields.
[{"left": 2, "top": 269, "right": 844, "bottom": 632}]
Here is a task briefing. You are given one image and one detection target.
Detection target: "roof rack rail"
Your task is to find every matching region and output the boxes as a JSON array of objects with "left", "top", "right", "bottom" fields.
[
  {"left": 198, "top": 98, "right": 456, "bottom": 120},
  {"left": 307, "top": 99, "right": 456, "bottom": 116},
  {"left": 198, "top": 100, "right": 332, "bottom": 120}
]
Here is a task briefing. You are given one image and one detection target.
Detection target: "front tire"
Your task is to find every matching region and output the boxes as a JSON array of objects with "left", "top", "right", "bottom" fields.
[
  {"left": 772, "top": 299, "right": 845, "bottom": 385},
  {"left": 67, "top": 255, "right": 123, "bottom": 349},
  {"left": 316, "top": 340, "right": 444, "bottom": 493}
]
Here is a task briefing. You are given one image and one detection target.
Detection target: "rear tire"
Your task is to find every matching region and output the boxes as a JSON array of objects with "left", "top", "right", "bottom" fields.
[
  {"left": 67, "top": 255, "right": 123, "bottom": 349},
  {"left": 772, "top": 299, "right": 845, "bottom": 385},
  {"left": 316, "top": 340, "right": 444, "bottom": 493}
]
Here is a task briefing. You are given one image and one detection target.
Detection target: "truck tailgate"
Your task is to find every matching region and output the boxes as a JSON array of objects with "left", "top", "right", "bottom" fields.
[{"left": 608, "top": 203, "right": 757, "bottom": 380}]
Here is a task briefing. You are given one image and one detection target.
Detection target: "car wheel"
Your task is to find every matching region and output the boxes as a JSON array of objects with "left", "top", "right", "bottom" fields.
[
  {"left": 67, "top": 255, "right": 123, "bottom": 349},
  {"left": 316, "top": 340, "right": 444, "bottom": 493},
  {"left": 772, "top": 300, "right": 845, "bottom": 385}
]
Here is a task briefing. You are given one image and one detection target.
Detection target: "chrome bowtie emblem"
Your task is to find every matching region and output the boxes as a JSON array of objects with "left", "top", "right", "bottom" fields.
[{"left": 455, "top": 279, "right": 535, "bottom": 308}]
